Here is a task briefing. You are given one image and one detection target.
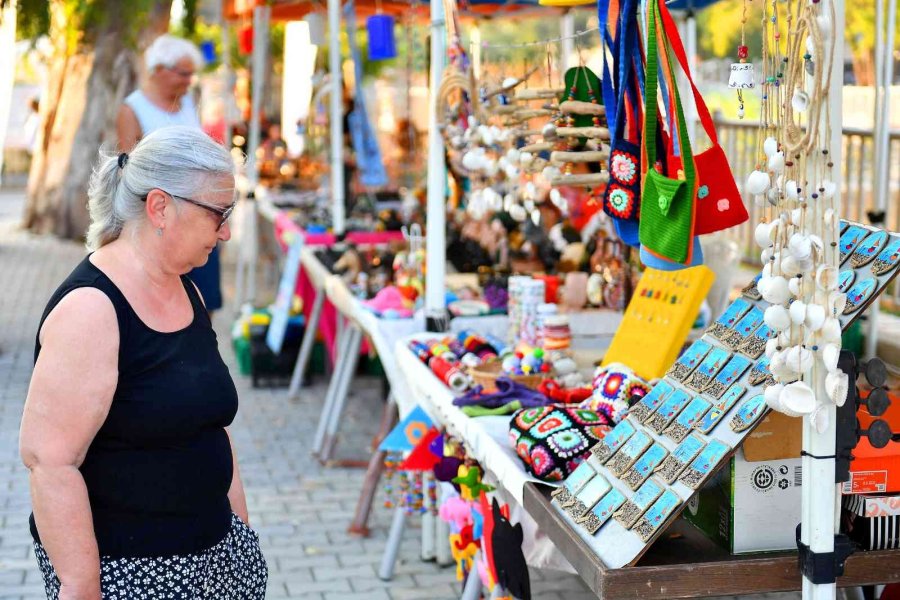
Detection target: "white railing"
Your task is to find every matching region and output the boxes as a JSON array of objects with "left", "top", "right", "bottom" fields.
[{"left": 714, "top": 115, "right": 900, "bottom": 310}]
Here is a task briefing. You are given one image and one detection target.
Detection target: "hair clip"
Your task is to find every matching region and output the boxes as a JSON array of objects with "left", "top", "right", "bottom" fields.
[{"left": 117, "top": 152, "right": 129, "bottom": 169}]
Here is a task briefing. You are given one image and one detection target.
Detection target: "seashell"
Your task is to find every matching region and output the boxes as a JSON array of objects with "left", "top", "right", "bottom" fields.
[
  {"left": 805, "top": 303, "right": 826, "bottom": 331},
  {"left": 765, "top": 338, "right": 780, "bottom": 358},
  {"left": 764, "top": 304, "right": 791, "bottom": 332},
  {"left": 766, "top": 188, "right": 780, "bottom": 206},
  {"left": 462, "top": 151, "right": 480, "bottom": 171},
  {"left": 780, "top": 255, "right": 803, "bottom": 278},
  {"left": 504, "top": 164, "right": 520, "bottom": 180},
  {"left": 789, "top": 301, "right": 808, "bottom": 325},
  {"left": 792, "top": 90, "right": 811, "bottom": 113},
  {"left": 542, "top": 166, "right": 560, "bottom": 181},
  {"left": 826, "top": 371, "right": 849, "bottom": 407},
  {"left": 822, "top": 344, "right": 840, "bottom": 373},
  {"left": 519, "top": 151, "right": 534, "bottom": 166},
  {"left": 821, "top": 317, "right": 842, "bottom": 344},
  {"left": 768, "top": 151, "right": 786, "bottom": 173},
  {"left": 549, "top": 188, "right": 562, "bottom": 205},
  {"left": 770, "top": 349, "right": 787, "bottom": 373},
  {"left": 765, "top": 384, "right": 786, "bottom": 412},
  {"left": 788, "top": 276, "right": 803, "bottom": 296},
  {"left": 822, "top": 180, "right": 837, "bottom": 199},
  {"left": 810, "top": 402, "right": 830, "bottom": 433},
  {"left": 755, "top": 221, "right": 775, "bottom": 249},
  {"left": 787, "top": 345, "right": 814, "bottom": 373},
  {"left": 790, "top": 208, "right": 803, "bottom": 226},
  {"left": 781, "top": 381, "right": 817, "bottom": 415},
  {"left": 828, "top": 292, "right": 847, "bottom": 315},
  {"left": 761, "top": 276, "right": 790, "bottom": 305},
  {"left": 785, "top": 180, "right": 800, "bottom": 200},
  {"left": 762, "top": 262, "right": 774, "bottom": 279},
  {"left": 815, "top": 265, "right": 839, "bottom": 291},
  {"left": 506, "top": 148, "right": 521, "bottom": 163},
  {"left": 747, "top": 170, "right": 771, "bottom": 195},
  {"left": 763, "top": 137, "right": 779, "bottom": 158},
  {"left": 483, "top": 159, "right": 499, "bottom": 178},
  {"left": 761, "top": 247, "right": 776, "bottom": 264},
  {"left": 789, "top": 233, "right": 813, "bottom": 260}
]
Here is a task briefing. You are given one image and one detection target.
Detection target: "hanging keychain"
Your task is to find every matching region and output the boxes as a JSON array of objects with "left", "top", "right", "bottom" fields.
[{"left": 728, "top": 0, "right": 754, "bottom": 118}]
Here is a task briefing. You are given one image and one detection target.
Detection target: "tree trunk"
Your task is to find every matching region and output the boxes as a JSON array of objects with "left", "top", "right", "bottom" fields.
[{"left": 23, "top": 0, "right": 172, "bottom": 240}]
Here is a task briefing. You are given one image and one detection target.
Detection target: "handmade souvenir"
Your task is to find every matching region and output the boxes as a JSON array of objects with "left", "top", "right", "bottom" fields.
[
  {"left": 729, "top": 394, "right": 768, "bottom": 432},
  {"left": 748, "top": 356, "right": 774, "bottom": 387},
  {"left": 634, "top": 488, "right": 682, "bottom": 542},
  {"left": 737, "top": 323, "right": 775, "bottom": 360},
  {"left": 550, "top": 459, "right": 597, "bottom": 505},
  {"left": 871, "top": 236, "right": 900, "bottom": 276},
  {"left": 657, "top": 435, "right": 705, "bottom": 483},
  {"left": 491, "top": 500, "right": 532, "bottom": 600},
  {"left": 613, "top": 478, "right": 664, "bottom": 529},
  {"left": 666, "top": 340, "right": 712, "bottom": 382},
  {"left": 679, "top": 439, "right": 731, "bottom": 489},
  {"left": 843, "top": 277, "right": 877, "bottom": 315},
  {"left": 708, "top": 298, "right": 752, "bottom": 340},
  {"left": 622, "top": 443, "right": 669, "bottom": 490},
  {"left": 589, "top": 418, "right": 637, "bottom": 464},
  {"left": 585, "top": 364, "right": 652, "bottom": 424},
  {"left": 509, "top": 406, "right": 610, "bottom": 482},
  {"left": 838, "top": 269, "right": 857, "bottom": 293},
  {"left": 625, "top": 381, "right": 674, "bottom": 423},
  {"left": 684, "top": 346, "right": 731, "bottom": 392},
  {"left": 664, "top": 397, "right": 712, "bottom": 442},
  {"left": 576, "top": 487, "right": 626, "bottom": 534},
  {"left": 607, "top": 430, "right": 653, "bottom": 476},
  {"left": 645, "top": 388, "right": 693, "bottom": 434},
  {"left": 560, "top": 471, "right": 612, "bottom": 520},
  {"left": 741, "top": 274, "right": 762, "bottom": 300},
  {"left": 721, "top": 306, "right": 765, "bottom": 350},
  {"left": 839, "top": 225, "right": 869, "bottom": 265},
  {"left": 704, "top": 354, "right": 753, "bottom": 399},
  {"left": 850, "top": 230, "right": 889, "bottom": 268},
  {"left": 695, "top": 384, "right": 746, "bottom": 434}
]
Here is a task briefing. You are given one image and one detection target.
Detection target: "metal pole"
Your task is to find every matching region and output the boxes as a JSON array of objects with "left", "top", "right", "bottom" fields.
[
  {"left": 560, "top": 11, "right": 575, "bottom": 71},
  {"left": 801, "top": 1, "right": 843, "bottom": 598},
  {"left": 328, "top": 0, "right": 346, "bottom": 234},
  {"left": 424, "top": 0, "right": 447, "bottom": 329}
]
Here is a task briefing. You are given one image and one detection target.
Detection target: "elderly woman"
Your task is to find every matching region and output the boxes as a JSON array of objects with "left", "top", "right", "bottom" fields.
[
  {"left": 116, "top": 34, "right": 224, "bottom": 315},
  {"left": 20, "top": 126, "right": 267, "bottom": 600}
]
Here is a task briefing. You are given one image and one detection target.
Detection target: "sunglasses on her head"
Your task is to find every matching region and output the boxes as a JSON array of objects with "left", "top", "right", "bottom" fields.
[{"left": 142, "top": 189, "right": 236, "bottom": 230}]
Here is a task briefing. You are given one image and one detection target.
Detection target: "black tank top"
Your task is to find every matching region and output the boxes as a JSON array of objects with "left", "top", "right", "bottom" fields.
[{"left": 29, "top": 256, "right": 238, "bottom": 558}]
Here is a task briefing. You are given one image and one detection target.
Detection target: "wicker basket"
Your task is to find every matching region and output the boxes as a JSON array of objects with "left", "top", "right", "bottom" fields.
[{"left": 469, "top": 360, "right": 547, "bottom": 392}]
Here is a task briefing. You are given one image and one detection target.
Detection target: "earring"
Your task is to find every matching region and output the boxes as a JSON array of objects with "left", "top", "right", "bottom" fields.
[{"left": 157, "top": 228, "right": 163, "bottom": 236}]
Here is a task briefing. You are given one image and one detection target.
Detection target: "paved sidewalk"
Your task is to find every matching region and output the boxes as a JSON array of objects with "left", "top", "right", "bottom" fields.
[{"left": 0, "top": 188, "right": 813, "bottom": 600}]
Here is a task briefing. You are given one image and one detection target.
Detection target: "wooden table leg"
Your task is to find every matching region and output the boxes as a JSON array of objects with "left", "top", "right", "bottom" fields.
[{"left": 348, "top": 395, "right": 399, "bottom": 536}]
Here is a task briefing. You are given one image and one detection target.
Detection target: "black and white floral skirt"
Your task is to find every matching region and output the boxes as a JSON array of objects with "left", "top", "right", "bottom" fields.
[{"left": 34, "top": 513, "right": 267, "bottom": 599}]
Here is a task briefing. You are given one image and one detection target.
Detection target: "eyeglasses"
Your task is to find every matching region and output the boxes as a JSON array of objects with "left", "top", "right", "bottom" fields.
[
  {"left": 165, "top": 66, "right": 195, "bottom": 79},
  {"left": 143, "top": 190, "right": 236, "bottom": 230}
]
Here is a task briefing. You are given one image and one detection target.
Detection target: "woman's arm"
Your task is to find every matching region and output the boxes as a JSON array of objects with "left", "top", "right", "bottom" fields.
[
  {"left": 115, "top": 104, "right": 142, "bottom": 151},
  {"left": 226, "top": 429, "right": 249, "bottom": 525},
  {"left": 20, "top": 289, "right": 119, "bottom": 600}
]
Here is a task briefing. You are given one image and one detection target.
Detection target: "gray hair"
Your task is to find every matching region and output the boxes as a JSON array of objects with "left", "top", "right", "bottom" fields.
[
  {"left": 145, "top": 34, "right": 204, "bottom": 72},
  {"left": 86, "top": 126, "right": 235, "bottom": 250}
]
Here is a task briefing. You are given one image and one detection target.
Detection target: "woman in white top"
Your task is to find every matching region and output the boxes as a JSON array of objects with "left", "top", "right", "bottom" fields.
[{"left": 117, "top": 35, "right": 224, "bottom": 312}]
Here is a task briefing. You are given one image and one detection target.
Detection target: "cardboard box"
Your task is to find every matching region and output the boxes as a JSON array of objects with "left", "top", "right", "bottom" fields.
[
  {"left": 683, "top": 448, "right": 802, "bottom": 553},
  {"left": 842, "top": 390, "right": 900, "bottom": 495},
  {"left": 843, "top": 493, "right": 900, "bottom": 550},
  {"left": 743, "top": 411, "right": 802, "bottom": 462}
]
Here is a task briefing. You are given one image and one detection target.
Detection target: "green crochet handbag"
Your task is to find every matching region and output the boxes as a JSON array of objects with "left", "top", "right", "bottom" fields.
[{"left": 638, "top": 0, "right": 697, "bottom": 265}]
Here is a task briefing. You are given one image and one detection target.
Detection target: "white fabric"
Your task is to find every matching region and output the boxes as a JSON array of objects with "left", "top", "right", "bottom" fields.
[{"left": 125, "top": 89, "right": 200, "bottom": 135}]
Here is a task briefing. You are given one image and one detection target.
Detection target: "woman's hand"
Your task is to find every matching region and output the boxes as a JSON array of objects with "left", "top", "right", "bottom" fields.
[{"left": 58, "top": 581, "right": 101, "bottom": 600}]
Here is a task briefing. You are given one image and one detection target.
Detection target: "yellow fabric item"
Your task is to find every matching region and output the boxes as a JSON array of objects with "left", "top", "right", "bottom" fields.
[{"left": 601, "top": 266, "right": 715, "bottom": 380}]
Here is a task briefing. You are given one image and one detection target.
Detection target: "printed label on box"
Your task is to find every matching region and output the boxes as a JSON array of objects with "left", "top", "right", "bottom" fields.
[{"left": 842, "top": 471, "right": 889, "bottom": 494}]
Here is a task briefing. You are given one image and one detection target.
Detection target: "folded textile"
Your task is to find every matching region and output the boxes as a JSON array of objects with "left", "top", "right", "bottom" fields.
[
  {"left": 453, "top": 378, "right": 551, "bottom": 409},
  {"left": 461, "top": 400, "right": 524, "bottom": 418}
]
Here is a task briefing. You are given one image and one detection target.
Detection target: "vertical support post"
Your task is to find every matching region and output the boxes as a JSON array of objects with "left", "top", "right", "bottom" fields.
[
  {"left": 425, "top": 0, "right": 447, "bottom": 331},
  {"left": 560, "top": 11, "right": 575, "bottom": 71},
  {"left": 378, "top": 506, "right": 407, "bottom": 581},
  {"left": 421, "top": 471, "right": 436, "bottom": 561},
  {"left": 801, "top": 1, "right": 843, "bottom": 599},
  {"left": 435, "top": 483, "right": 453, "bottom": 566},
  {"left": 329, "top": 0, "right": 346, "bottom": 234},
  {"left": 288, "top": 288, "right": 327, "bottom": 397}
]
